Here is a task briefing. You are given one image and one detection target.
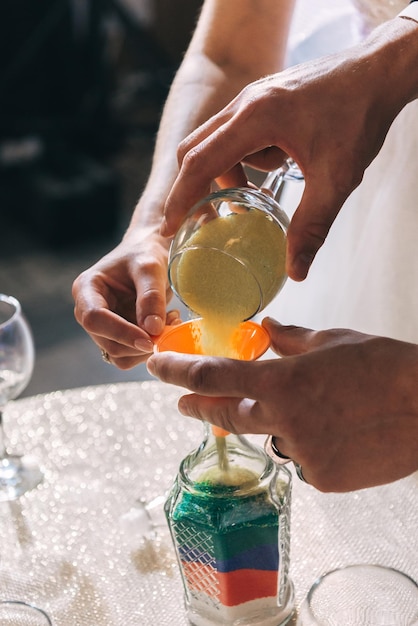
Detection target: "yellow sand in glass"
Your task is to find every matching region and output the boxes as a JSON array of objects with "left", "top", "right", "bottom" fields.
[
  {"left": 197, "top": 464, "right": 261, "bottom": 491},
  {"left": 175, "top": 208, "right": 287, "bottom": 473},
  {"left": 175, "top": 209, "right": 286, "bottom": 335}
]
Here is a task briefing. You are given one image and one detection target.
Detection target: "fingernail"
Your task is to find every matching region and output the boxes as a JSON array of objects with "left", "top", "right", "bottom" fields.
[
  {"left": 178, "top": 398, "right": 189, "bottom": 416},
  {"left": 144, "top": 315, "right": 164, "bottom": 335},
  {"left": 146, "top": 357, "right": 156, "bottom": 376},
  {"left": 263, "top": 316, "right": 281, "bottom": 326},
  {"left": 134, "top": 337, "right": 154, "bottom": 353}
]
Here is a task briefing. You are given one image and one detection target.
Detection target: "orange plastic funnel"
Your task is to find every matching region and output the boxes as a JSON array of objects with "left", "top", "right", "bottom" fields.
[
  {"left": 155, "top": 319, "right": 270, "bottom": 360},
  {"left": 154, "top": 319, "right": 270, "bottom": 440}
]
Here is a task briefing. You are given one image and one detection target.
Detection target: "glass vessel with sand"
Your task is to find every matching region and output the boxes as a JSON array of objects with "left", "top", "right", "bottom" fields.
[
  {"left": 164, "top": 424, "right": 294, "bottom": 626},
  {"left": 167, "top": 160, "right": 303, "bottom": 360},
  {"left": 156, "top": 321, "right": 295, "bottom": 626},
  {"left": 168, "top": 166, "right": 294, "bottom": 327}
]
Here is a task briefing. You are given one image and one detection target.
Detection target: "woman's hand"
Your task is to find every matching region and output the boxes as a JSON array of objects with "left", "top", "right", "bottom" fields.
[
  {"left": 147, "top": 318, "right": 418, "bottom": 492},
  {"left": 72, "top": 228, "right": 181, "bottom": 369},
  {"left": 72, "top": 0, "right": 297, "bottom": 369}
]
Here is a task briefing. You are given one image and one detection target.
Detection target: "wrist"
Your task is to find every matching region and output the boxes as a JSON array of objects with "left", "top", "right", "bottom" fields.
[
  {"left": 359, "top": 16, "right": 418, "bottom": 113},
  {"left": 125, "top": 186, "right": 168, "bottom": 233}
]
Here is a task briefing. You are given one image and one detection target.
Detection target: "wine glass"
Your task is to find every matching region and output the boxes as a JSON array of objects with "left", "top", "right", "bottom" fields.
[
  {"left": 0, "top": 294, "right": 43, "bottom": 501},
  {"left": 0, "top": 601, "right": 52, "bottom": 625}
]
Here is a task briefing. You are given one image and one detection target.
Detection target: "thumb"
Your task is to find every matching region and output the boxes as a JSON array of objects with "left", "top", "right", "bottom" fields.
[
  {"left": 262, "top": 318, "right": 365, "bottom": 357},
  {"left": 262, "top": 318, "right": 320, "bottom": 357},
  {"left": 285, "top": 178, "right": 345, "bottom": 281}
]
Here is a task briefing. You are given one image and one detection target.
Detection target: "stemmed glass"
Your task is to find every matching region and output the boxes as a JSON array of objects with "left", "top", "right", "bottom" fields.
[{"left": 0, "top": 294, "right": 43, "bottom": 501}]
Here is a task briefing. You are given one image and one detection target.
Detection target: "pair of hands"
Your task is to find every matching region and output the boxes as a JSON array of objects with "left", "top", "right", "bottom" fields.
[
  {"left": 72, "top": 16, "right": 418, "bottom": 491},
  {"left": 73, "top": 17, "right": 416, "bottom": 369}
]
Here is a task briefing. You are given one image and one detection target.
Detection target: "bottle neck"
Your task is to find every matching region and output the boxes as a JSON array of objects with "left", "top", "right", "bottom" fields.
[{"left": 179, "top": 421, "right": 275, "bottom": 497}]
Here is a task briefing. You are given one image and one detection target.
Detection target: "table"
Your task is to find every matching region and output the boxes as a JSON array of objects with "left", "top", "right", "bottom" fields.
[{"left": 0, "top": 381, "right": 417, "bottom": 625}]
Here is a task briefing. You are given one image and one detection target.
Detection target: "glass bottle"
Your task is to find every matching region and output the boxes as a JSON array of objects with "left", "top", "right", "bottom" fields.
[{"left": 165, "top": 424, "right": 294, "bottom": 626}]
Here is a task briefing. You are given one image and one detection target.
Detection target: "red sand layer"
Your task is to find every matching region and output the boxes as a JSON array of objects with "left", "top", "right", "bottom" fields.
[{"left": 183, "top": 561, "right": 278, "bottom": 606}]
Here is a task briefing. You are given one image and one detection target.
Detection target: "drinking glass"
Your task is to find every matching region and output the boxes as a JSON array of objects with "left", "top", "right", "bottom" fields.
[
  {"left": 297, "top": 564, "right": 418, "bottom": 626},
  {"left": 0, "top": 601, "right": 52, "bottom": 625},
  {"left": 168, "top": 159, "right": 302, "bottom": 322},
  {"left": 0, "top": 294, "right": 43, "bottom": 501}
]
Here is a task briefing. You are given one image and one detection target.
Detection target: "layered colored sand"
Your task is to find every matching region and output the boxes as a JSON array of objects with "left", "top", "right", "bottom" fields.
[{"left": 170, "top": 467, "right": 280, "bottom": 621}]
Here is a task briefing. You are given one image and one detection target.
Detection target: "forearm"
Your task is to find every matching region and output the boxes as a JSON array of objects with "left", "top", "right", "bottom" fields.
[{"left": 125, "top": 0, "right": 296, "bottom": 235}]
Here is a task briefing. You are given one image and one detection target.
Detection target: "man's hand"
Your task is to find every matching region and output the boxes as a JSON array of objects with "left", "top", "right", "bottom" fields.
[
  {"left": 147, "top": 318, "right": 418, "bottom": 492},
  {"left": 162, "top": 17, "right": 418, "bottom": 281}
]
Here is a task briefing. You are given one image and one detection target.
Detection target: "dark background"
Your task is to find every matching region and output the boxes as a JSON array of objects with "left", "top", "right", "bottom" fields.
[{"left": 0, "top": 0, "right": 200, "bottom": 397}]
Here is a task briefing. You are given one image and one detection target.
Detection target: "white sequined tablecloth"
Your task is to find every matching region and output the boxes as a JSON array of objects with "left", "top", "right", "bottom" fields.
[{"left": 0, "top": 381, "right": 417, "bottom": 625}]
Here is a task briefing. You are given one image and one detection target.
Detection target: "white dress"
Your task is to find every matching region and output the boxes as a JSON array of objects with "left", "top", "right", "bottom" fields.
[{"left": 262, "top": 0, "right": 418, "bottom": 345}]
